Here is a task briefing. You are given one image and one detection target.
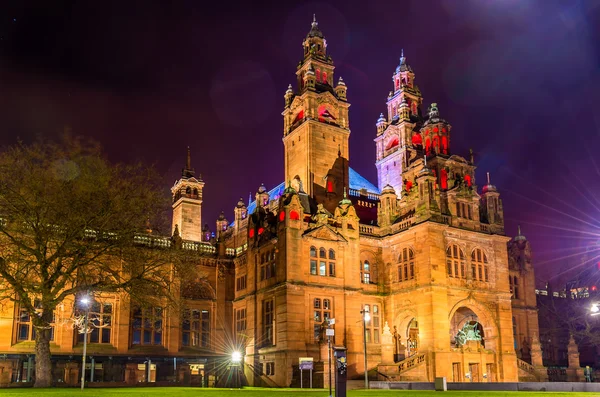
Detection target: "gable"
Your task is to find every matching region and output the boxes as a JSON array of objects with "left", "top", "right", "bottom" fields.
[{"left": 303, "top": 224, "right": 348, "bottom": 243}]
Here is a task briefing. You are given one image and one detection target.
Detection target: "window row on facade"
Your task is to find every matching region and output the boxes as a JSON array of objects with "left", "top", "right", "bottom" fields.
[
  {"left": 309, "top": 246, "right": 336, "bottom": 277},
  {"left": 446, "top": 245, "right": 489, "bottom": 282},
  {"left": 13, "top": 301, "right": 211, "bottom": 349}
]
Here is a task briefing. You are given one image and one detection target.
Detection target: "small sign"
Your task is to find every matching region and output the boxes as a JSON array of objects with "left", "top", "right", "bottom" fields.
[
  {"left": 299, "top": 361, "right": 313, "bottom": 370},
  {"left": 326, "top": 329, "right": 335, "bottom": 336},
  {"left": 328, "top": 318, "right": 335, "bottom": 325},
  {"left": 299, "top": 357, "right": 314, "bottom": 370}
]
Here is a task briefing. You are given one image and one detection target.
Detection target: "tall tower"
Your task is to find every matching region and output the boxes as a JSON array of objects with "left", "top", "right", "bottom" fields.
[
  {"left": 374, "top": 51, "right": 423, "bottom": 194},
  {"left": 282, "top": 15, "right": 351, "bottom": 213},
  {"left": 171, "top": 147, "right": 205, "bottom": 242}
]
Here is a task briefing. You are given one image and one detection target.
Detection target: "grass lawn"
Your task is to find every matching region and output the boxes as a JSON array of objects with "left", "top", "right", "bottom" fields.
[{"left": 0, "top": 388, "right": 595, "bottom": 397}]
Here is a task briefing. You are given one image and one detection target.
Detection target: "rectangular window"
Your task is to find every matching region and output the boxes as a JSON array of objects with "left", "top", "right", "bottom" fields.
[
  {"left": 263, "top": 299, "right": 274, "bottom": 346},
  {"left": 77, "top": 302, "right": 112, "bottom": 344},
  {"left": 313, "top": 298, "right": 332, "bottom": 342},
  {"left": 410, "top": 263, "right": 414, "bottom": 279},
  {"left": 456, "top": 202, "right": 461, "bottom": 217},
  {"left": 319, "top": 261, "right": 326, "bottom": 276},
  {"left": 310, "top": 260, "right": 317, "bottom": 275},
  {"left": 131, "top": 306, "right": 163, "bottom": 346},
  {"left": 16, "top": 301, "right": 55, "bottom": 342},
  {"left": 265, "top": 362, "right": 275, "bottom": 376},
  {"left": 329, "top": 262, "right": 335, "bottom": 277},
  {"left": 478, "top": 265, "right": 483, "bottom": 281},
  {"left": 236, "top": 275, "right": 247, "bottom": 291},
  {"left": 403, "top": 264, "right": 408, "bottom": 280},
  {"left": 484, "top": 266, "right": 489, "bottom": 282}
]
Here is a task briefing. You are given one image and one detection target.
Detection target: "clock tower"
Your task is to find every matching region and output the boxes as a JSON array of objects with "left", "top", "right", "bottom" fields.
[{"left": 282, "top": 16, "right": 350, "bottom": 214}]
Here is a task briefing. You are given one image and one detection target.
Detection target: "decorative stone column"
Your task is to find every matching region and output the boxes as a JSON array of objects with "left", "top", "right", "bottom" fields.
[
  {"left": 381, "top": 322, "right": 395, "bottom": 364},
  {"left": 530, "top": 333, "right": 548, "bottom": 381},
  {"left": 377, "top": 322, "right": 399, "bottom": 380},
  {"left": 566, "top": 335, "right": 584, "bottom": 382}
]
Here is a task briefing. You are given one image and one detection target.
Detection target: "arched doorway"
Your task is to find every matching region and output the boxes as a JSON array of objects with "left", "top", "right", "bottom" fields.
[
  {"left": 450, "top": 307, "right": 484, "bottom": 348},
  {"left": 406, "top": 318, "right": 419, "bottom": 357}
]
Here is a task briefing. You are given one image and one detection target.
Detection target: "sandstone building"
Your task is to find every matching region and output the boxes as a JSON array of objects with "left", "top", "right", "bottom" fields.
[{"left": 0, "top": 17, "right": 543, "bottom": 387}]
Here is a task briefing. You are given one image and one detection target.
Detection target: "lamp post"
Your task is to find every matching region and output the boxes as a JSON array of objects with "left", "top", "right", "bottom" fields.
[
  {"left": 231, "top": 351, "right": 242, "bottom": 388},
  {"left": 360, "top": 309, "right": 370, "bottom": 390},
  {"left": 80, "top": 296, "right": 90, "bottom": 391}
]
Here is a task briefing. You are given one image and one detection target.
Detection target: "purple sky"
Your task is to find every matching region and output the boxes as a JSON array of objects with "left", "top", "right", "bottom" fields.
[{"left": 1, "top": 0, "right": 599, "bottom": 285}]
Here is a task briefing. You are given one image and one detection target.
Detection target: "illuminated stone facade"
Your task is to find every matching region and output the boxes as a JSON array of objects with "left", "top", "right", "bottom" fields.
[
  {"left": 0, "top": 17, "right": 542, "bottom": 388},
  {"left": 220, "top": 18, "right": 542, "bottom": 387}
]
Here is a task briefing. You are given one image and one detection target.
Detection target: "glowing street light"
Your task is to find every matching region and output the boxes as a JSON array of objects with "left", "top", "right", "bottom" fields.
[
  {"left": 591, "top": 303, "right": 600, "bottom": 316},
  {"left": 80, "top": 295, "right": 91, "bottom": 391},
  {"left": 231, "top": 351, "right": 242, "bottom": 364},
  {"left": 360, "top": 308, "right": 371, "bottom": 389}
]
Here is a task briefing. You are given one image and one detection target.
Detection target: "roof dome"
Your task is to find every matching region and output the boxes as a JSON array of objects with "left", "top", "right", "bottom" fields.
[
  {"left": 236, "top": 197, "right": 246, "bottom": 208},
  {"left": 257, "top": 183, "right": 267, "bottom": 194},
  {"left": 382, "top": 184, "right": 396, "bottom": 195}
]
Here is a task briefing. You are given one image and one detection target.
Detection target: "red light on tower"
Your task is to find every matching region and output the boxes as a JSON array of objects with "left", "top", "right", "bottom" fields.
[
  {"left": 591, "top": 285, "right": 597, "bottom": 291},
  {"left": 279, "top": 211, "right": 285, "bottom": 222}
]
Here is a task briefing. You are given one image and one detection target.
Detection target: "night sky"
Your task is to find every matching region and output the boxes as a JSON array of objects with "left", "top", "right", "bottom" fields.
[{"left": 1, "top": 0, "right": 599, "bottom": 285}]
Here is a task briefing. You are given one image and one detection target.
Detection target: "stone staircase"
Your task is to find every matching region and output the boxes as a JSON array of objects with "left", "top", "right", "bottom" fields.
[
  {"left": 378, "top": 352, "right": 427, "bottom": 381},
  {"left": 517, "top": 358, "right": 542, "bottom": 381}
]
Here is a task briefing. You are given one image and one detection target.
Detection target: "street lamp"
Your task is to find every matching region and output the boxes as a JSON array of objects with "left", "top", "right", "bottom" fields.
[
  {"left": 231, "top": 351, "right": 242, "bottom": 364},
  {"left": 360, "top": 308, "right": 371, "bottom": 390},
  {"left": 591, "top": 303, "right": 600, "bottom": 316},
  {"left": 80, "top": 296, "right": 90, "bottom": 391}
]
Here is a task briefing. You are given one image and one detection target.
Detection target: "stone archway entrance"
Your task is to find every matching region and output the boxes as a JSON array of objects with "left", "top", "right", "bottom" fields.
[{"left": 406, "top": 318, "right": 419, "bottom": 357}]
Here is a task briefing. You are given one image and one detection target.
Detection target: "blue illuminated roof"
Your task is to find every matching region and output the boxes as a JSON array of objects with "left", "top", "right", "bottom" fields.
[
  {"left": 229, "top": 169, "right": 378, "bottom": 226},
  {"left": 246, "top": 182, "right": 286, "bottom": 215},
  {"left": 349, "top": 167, "right": 379, "bottom": 194}
]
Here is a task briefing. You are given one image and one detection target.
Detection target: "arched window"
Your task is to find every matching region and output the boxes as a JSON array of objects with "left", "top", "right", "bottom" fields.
[
  {"left": 328, "top": 249, "right": 336, "bottom": 277},
  {"left": 319, "top": 248, "right": 326, "bottom": 258},
  {"left": 186, "top": 186, "right": 191, "bottom": 194},
  {"left": 398, "top": 247, "right": 415, "bottom": 282},
  {"left": 471, "top": 248, "right": 489, "bottom": 282},
  {"left": 290, "top": 210, "right": 300, "bottom": 220},
  {"left": 322, "top": 72, "right": 327, "bottom": 84},
  {"left": 329, "top": 249, "right": 335, "bottom": 260},
  {"left": 310, "top": 246, "right": 317, "bottom": 275},
  {"left": 446, "top": 245, "right": 466, "bottom": 279},
  {"left": 361, "top": 261, "right": 371, "bottom": 284},
  {"left": 315, "top": 69, "right": 321, "bottom": 82}
]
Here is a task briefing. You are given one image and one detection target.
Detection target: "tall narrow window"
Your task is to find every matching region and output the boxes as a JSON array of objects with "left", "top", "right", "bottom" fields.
[
  {"left": 263, "top": 299, "right": 274, "bottom": 346},
  {"left": 446, "top": 245, "right": 466, "bottom": 279},
  {"left": 235, "top": 308, "right": 247, "bottom": 342},
  {"left": 313, "top": 298, "right": 332, "bottom": 342},
  {"left": 310, "top": 246, "right": 317, "bottom": 275},
  {"left": 16, "top": 300, "right": 55, "bottom": 342},
  {"left": 131, "top": 306, "right": 163, "bottom": 346},
  {"left": 398, "top": 248, "right": 415, "bottom": 282},
  {"left": 361, "top": 261, "right": 371, "bottom": 284},
  {"left": 329, "top": 249, "right": 336, "bottom": 277},
  {"left": 471, "top": 248, "right": 489, "bottom": 282},
  {"left": 363, "top": 304, "right": 380, "bottom": 344},
  {"left": 76, "top": 302, "right": 112, "bottom": 344}
]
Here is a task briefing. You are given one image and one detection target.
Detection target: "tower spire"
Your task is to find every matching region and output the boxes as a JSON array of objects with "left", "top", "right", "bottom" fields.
[
  {"left": 186, "top": 146, "right": 191, "bottom": 171},
  {"left": 487, "top": 172, "right": 490, "bottom": 185},
  {"left": 182, "top": 146, "right": 195, "bottom": 178}
]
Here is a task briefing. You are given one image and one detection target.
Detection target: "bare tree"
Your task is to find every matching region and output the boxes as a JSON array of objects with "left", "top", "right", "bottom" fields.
[{"left": 0, "top": 135, "right": 183, "bottom": 387}]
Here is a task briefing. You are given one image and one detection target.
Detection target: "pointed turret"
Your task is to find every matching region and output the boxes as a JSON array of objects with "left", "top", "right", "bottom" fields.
[{"left": 480, "top": 172, "right": 504, "bottom": 231}]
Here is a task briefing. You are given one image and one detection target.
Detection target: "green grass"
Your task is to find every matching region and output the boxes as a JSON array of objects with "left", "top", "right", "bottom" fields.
[{"left": 0, "top": 388, "right": 595, "bottom": 397}]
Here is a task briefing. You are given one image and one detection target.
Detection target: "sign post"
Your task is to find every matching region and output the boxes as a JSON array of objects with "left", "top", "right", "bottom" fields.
[
  {"left": 326, "top": 318, "right": 335, "bottom": 397},
  {"left": 299, "top": 357, "right": 314, "bottom": 388}
]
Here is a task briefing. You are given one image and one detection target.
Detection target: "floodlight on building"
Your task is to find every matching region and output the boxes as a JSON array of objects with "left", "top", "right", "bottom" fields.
[
  {"left": 231, "top": 351, "right": 242, "bottom": 364},
  {"left": 591, "top": 303, "right": 600, "bottom": 316}
]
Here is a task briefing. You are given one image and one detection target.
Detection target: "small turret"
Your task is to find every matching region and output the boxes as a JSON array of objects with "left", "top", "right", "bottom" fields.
[
  {"left": 335, "top": 76, "right": 347, "bottom": 101},
  {"left": 399, "top": 97, "right": 410, "bottom": 121},
  {"left": 480, "top": 172, "right": 504, "bottom": 230},
  {"left": 256, "top": 183, "right": 270, "bottom": 208},
  {"left": 376, "top": 113, "right": 386, "bottom": 135},
  {"left": 378, "top": 184, "right": 398, "bottom": 227},
  {"left": 216, "top": 211, "right": 229, "bottom": 239},
  {"left": 284, "top": 84, "right": 294, "bottom": 107}
]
